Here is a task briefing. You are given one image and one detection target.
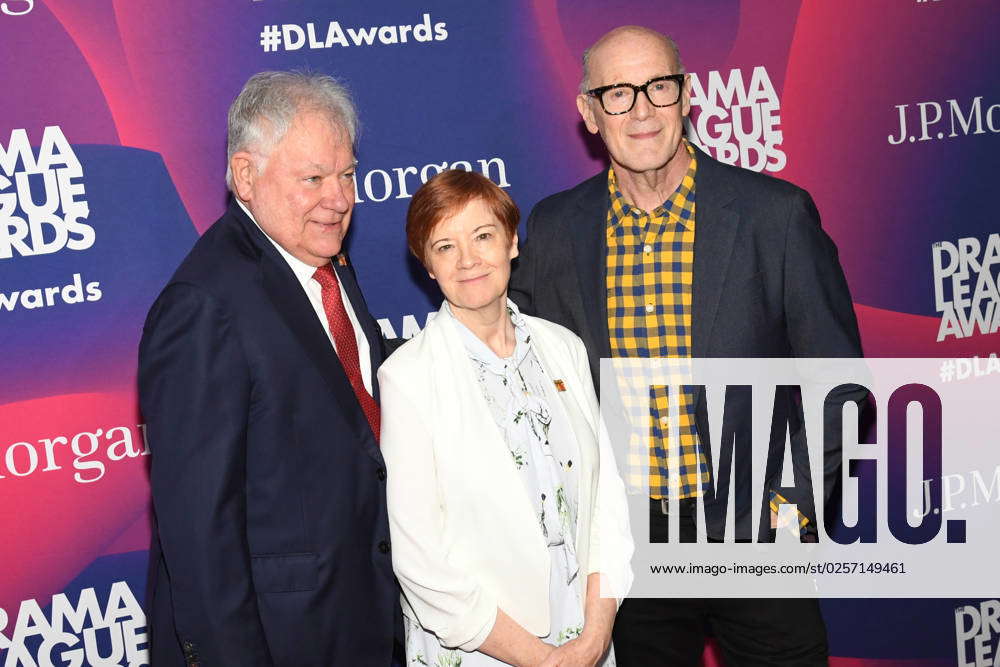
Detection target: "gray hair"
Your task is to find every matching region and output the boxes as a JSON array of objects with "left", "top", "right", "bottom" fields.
[
  {"left": 579, "top": 27, "right": 685, "bottom": 94},
  {"left": 225, "top": 70, "right": 359, "bottom": 190}
]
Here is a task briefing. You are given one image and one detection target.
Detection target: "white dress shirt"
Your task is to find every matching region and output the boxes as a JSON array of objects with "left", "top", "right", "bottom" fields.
[{"left": 236, "top": 199, "right": 373, "bottom": 395}]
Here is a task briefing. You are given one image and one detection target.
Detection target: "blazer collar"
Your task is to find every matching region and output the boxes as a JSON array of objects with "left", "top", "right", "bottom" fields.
[
  {"left": 688, "top": 145, "right": 741, "bottom": 358},
  {"left": 569, "top": 171, "right": 614, "bottom": 362},
  {"left": 569, "top": 145, "right": 742, "bottom": 361},
  {"left": 429, "top": 301, "right": 590, "bottom": 550},
  {"left": 227, "top": 201, "right": 383, "bottom": 462}
]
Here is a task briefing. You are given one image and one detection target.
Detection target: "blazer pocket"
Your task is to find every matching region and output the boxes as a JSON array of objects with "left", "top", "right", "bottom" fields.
[{"left": 251, "top": 552, "right": 318, "bottom": 593}]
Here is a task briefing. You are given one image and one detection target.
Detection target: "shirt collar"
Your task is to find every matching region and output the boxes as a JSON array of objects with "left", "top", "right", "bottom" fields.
[
  {"left": 607, "top": 138, "right": 698, "bottom": 229},
  {"left": 235, "top": 198, "right": 330, "bottom": 285},
  {"left": 444, "top": 298, "right": 532, "bottom": 374}
]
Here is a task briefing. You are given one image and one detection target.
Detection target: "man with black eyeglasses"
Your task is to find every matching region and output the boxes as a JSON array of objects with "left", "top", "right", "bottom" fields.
[{"left": 510, "top": 25, "right": 862, "bottom": 666}]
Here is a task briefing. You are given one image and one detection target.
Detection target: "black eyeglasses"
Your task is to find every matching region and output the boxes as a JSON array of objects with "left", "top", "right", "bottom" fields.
[{"left": 586, "top": 74, "right": 685, "bottom": 115}]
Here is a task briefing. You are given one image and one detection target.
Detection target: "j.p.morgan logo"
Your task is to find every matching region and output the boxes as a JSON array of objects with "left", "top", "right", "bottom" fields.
[
  {"left": 889, "top": 96, "right": 999, "bottom": 144},
  {"left": 0, "top": 1, "right": 32, "bottom": 16}
]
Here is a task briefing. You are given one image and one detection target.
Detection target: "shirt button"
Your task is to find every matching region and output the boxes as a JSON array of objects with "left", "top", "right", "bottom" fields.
[
  {"left": 645, "top": 304, "right": 654, "bottom": 313},
  {"left": 376, "top": 467, "right": 386, "bottom": 481},
  {"left": 660, "top": 416, "right": 670, "bottom": 426},
  {"left": 643, "top": 244, "right": 653, "bottom": 254},
  {"left": 378, "top": 540, "right": 390, "bottom": 554}
]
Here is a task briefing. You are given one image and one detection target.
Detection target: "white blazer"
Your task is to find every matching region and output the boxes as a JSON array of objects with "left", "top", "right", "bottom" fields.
[{"left": 378, "top": 301, "right": 633, "bottom": 652}]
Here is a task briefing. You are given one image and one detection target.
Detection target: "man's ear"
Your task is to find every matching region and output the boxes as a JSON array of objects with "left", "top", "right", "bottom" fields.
[
  {"left": 230, "top": 152, "right": 257, "bottom": 201},
  {"left": 680, "top": 74, "right": 692, "bottom": 118},
  {"left": 509, "top": 231, "right": 519, "bottom": 261},
  {"left": 576, "top": 94, "right": 601, "bottom": 135}
]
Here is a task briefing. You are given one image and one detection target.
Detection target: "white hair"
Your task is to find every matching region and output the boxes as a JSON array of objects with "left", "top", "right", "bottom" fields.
[{"left": 225, "top": 70, "right": 358, "bottom": 190}]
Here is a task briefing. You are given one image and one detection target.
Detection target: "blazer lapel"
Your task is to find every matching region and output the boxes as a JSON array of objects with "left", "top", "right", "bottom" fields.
[
  {"left": 232, "top": 205, "right": 382, "bottom": 462},
  {"left": 528, "top": 322, "right": 594, "bottom": 548},
  {"left": 570, "top": 173, "right": 613, "bottom": 363},
  {"left": 433, "top": 309, "right": 546, "bottom": 543},
  {"left": 691, "top": 149, "right": 741, "bottom": 358}
]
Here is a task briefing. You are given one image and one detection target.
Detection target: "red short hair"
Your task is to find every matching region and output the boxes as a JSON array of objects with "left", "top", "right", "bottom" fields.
[{"left": 406, "top": 170, "right": 519, "bottom": 265}]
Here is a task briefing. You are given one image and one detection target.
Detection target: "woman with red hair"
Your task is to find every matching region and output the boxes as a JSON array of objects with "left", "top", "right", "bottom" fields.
[{"left": 379, "top": 169, "right": 633, "bottom": 666}]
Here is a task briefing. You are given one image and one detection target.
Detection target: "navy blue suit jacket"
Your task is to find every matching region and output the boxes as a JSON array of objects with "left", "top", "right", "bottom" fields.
[
  {"left": 510, "top": 147, "right": 865, "bottom": 540},
  {"left": 139, "top": 201, "right": 397, "bottom": 665}
]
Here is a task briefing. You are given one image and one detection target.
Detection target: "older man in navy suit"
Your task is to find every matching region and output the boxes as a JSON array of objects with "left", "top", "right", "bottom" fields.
[{"left": 139, "top": 71, "right": 396, "bottom": 666}]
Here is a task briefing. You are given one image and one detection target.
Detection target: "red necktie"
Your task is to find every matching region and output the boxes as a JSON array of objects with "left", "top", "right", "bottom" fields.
[{"left": 313, "top": 263, "right": 380, "bottom": 441}]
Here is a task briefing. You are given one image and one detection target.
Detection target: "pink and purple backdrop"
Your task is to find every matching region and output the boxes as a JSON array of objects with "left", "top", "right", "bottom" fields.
[{"left": 2, "top": 0, "right": 997, "bottom": 664}]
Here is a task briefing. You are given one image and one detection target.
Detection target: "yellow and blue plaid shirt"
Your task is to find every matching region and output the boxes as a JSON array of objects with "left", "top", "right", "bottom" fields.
[{"left": 606, "top": 139, "right": 709, "bottom": 500}]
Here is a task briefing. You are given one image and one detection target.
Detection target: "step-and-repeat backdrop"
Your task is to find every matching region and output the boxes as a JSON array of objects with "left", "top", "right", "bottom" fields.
[{"left": 2, "top": 1, "right": 997, "bottom": 665}]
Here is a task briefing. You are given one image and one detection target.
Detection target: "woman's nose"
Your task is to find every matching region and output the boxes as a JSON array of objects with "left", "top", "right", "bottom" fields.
[{"left": 457, "top": 245, "right": 478, "bottom": 268}]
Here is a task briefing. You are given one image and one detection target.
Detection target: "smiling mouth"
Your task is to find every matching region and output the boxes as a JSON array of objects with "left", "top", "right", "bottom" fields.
[
  {"left": 629, "top": 129, "right": 661, "bottom": 140},
  {"left": 459, "top": 274, "right": 489, "bottom": 283}
]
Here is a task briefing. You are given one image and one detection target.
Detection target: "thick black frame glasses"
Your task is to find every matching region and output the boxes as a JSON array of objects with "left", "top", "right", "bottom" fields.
[{"left": 586, "top": 74, "right": 685, "bottom": 115}]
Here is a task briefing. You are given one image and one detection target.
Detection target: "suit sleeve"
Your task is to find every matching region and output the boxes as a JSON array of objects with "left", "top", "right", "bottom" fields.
[
  {"left": 139, "top": 283, "right": 273, "bottom": 665},
  {"left": 571, "top": 335, "right": 634, "bottom": 603},
  {"left": 378, "top": 364, "right": 499, "bottom": 651},
  {"left": 782, "top": 190, "right": 868, "bottom": 509},
  {"left": 782, "top": 190, "right": 862, "bottom": 359},
  {"left": 508, "top": 204, "right": 540, "bottom": 316}
]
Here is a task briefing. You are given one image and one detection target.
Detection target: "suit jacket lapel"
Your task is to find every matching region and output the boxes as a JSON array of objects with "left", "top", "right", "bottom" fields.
[
  {"left": 230, "top": 204, "right": 383, "bottom": 462},
  {"left": 570, "top": 173, "right": 613, "bottom": 363},
  {"left": 691, "top": 148, "right": 740, "bottom": 358}
]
